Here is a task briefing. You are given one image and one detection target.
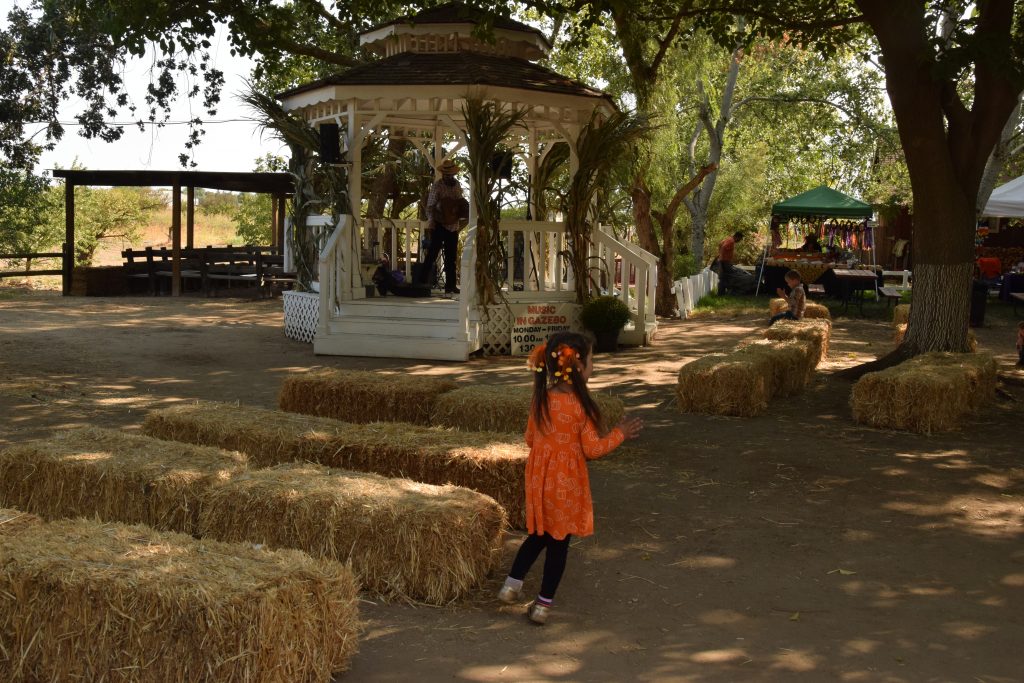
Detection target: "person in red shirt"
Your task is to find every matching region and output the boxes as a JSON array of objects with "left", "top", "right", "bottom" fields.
[{"left": 716, "top": 231, "right": 744, "bottom": 294}]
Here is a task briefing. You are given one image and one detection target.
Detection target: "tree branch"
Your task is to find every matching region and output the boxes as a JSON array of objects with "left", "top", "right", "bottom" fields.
[
  {"left": 296, "top": 0, "right": 349, "bottom": 34},
  {"left": 262, "top": 34, "right": 356, "bottom": 68},
  {"left": 649, "top": 4, "right": 692, "bottom": 78},
  {"left": 662, "top": 162, "right": 718, "bottom": 227}
]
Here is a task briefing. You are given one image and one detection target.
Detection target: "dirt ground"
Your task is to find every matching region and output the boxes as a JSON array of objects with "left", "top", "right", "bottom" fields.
[{"left": 1, "top": 291, "right": 1022, "bottom": 683}]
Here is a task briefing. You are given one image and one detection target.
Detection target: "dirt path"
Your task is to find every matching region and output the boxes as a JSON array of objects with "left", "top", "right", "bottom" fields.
[{"left": 1, "top": 292, "right": 1022, "bottom": 682}]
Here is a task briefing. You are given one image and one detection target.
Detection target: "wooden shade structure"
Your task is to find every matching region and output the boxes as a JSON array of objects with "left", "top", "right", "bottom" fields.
[{"left": 51, "top": 169, "right": 294, "bottom": 296}]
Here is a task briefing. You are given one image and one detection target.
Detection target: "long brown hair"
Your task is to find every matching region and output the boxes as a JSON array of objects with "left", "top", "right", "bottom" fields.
[{"left": 530, "top": 331, "right": 603, "bottom": 433}]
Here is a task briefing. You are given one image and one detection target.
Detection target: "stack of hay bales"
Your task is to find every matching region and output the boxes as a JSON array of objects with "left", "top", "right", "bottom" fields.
[
  {"left": 432, "top": 385, "right": 625, "bottom": 433},
  {"left": 0, "top": 428, "right": 247, "bottom": 534},
  {"left": 676, "top": 338, "right": 816, "bottom": 416},
  {"left": 893, "top": 304, "right": 911, "bottom": 326},
  {"left": 850, "top": 352, "right": 997, "bottom": 434},
  {"left": 279, "top": 369, "right": 457, "bottom": 424},
  {"left": 764, "top": 319, "right": 832, "bottom": 365},
  {"left": 199, "top": 464, "right": 506, "bottom": 604},
  {"left": 143, "top": 402, "right": 529, "bottom": 526},
  {"left": 769, "top": 298, "right": 832, "bottom": 321},
  {"left": 0, "top": 518, "right": 360, "bottom": 681}
]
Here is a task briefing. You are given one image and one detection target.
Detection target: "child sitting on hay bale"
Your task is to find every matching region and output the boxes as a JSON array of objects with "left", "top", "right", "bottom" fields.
[
  {"left": 497, "top": 332, "right": 643, "bottom": 626},
  {"left": 770, "top": 270, "right": 806, "bottom": 326}
]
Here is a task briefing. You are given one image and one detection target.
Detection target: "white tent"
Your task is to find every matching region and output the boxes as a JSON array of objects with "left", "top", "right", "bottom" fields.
[{"left": 983, "top": 174, "right": 1024, "bottom": 217}]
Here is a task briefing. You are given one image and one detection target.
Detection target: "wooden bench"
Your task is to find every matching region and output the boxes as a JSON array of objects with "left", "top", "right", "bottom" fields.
[
  {"left": 122, "top": 246, "right": 286, "bottom": 297},
  {"left": 879, "top": 286, "right": 902, "bottom": 308}
]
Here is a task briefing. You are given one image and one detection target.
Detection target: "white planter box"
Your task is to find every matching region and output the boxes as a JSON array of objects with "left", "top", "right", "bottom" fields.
[{"left": 283, "top": 290, "right": 319, "bottom": 343}]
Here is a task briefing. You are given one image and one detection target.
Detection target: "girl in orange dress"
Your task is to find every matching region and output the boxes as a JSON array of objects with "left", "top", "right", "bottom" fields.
[{"left": 497, "top": 331, "right": 643, "bottom": 624}]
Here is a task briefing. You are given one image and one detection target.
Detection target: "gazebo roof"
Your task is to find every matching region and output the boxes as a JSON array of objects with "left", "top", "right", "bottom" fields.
[
  {"left": 364, "top": 2, "right": 551, "bottom": 49},
  {"left": 277, "top": 51, "right": 612, "bottom": 104},
  {"left": 771, "top": 185, "right": 873, "bottom": 219}
]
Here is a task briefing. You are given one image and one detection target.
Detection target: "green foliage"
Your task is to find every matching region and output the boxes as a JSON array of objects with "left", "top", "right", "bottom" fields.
[
  {"left": 71, "top": 186, "right": 164, "bottom": 266},
  {"left": 671, "top": 253, "right": 699, "bottom": 279},
  {"left": 580, "top": 295, "right": 632, "bottom": 333},
  {"left": 197, "top": 190, "right": 239, "bottom": 217},
  {"left": 0, "top": 167, "right": 62, "bottom": 256},
  {"left": 231, "top": 194, "right": 273, "bottom": 246}
]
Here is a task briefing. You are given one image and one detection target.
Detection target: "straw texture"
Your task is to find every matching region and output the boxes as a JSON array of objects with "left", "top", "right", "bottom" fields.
[
  {"left": 676, "top": 351, "right": 774, "bottom": 417},
  {"left": 764, "top": 319, "right": 832, "bottom": 365},
  {"left": 769, "top": 298, "right": 832, "bottom": 320},
  {"left": 850, "top": 352, "right": 997, "bottom": 434},
  {"left": 432, "top": 385, "right": 625, "bottom": 433},
  {"left": 279, "top": 369, "right": 457, "bottom": 424},
  {"left": 893, "top": 304, "right": 911, "bottom": 326},
  {"left": 0, "top": 518, "right": 360, "bottom": 682},
  {"left": 198, "top": 464, "right": 506, "bottom": 604},
  {"left": 143, "top": 402, "right": 529, "bottom": 526},
  {"left": 0, "top": 508, "right": 41, "bottom": 537},
  {"left": 0, "top": 428, "right": 247, "bottom": 534}
]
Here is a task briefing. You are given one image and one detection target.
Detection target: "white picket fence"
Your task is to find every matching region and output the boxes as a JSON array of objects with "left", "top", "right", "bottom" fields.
[{"left": 672, "top": 268, "right": 719, "bottom": 319}]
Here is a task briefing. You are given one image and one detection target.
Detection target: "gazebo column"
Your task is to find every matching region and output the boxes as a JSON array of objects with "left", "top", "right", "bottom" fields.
[
  {"left": 347, "top": 102, "right": 363, "bottom": 298},
  {"left": 186, "top": 185, "right": 195, "bottom": 249},
  {"left": 62, "top": 182, "right": 75, "bottom": 296},
  {"left": 270, "top": 194, "right": 278, "bottom": 248},
  {"left": 276, "top": 195, "right": 287, "bottom": 250},
  {"left": 171, "top": 182, "right": 182, "bottom": 296}
]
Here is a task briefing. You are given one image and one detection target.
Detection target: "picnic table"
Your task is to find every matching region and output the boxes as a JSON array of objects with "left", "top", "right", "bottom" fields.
[{"left": 833, "top": 268, "right": 879, "bottom": 315}]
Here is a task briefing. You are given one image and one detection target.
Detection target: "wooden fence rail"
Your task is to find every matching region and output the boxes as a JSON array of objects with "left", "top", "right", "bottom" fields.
[{"left": 0, "top": 249, "right": 66, "bottom": 279}]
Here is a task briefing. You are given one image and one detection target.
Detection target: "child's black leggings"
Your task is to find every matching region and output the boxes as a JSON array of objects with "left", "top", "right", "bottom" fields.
[{"left": 508, "top": 532, "right": 571, "bottom": 600}]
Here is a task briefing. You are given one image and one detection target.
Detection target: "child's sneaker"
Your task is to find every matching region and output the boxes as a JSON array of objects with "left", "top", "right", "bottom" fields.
[
  {"left": 526, "top": 601, "right": 550, "bottom": 625},
  {"left": 497, "top": 585, "right": 521, "bottom": 604}
]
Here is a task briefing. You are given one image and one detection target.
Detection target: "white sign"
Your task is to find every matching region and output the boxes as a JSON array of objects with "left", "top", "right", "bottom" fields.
[{"left": 510, "top": 303, "right": 576, "bottom": 355}]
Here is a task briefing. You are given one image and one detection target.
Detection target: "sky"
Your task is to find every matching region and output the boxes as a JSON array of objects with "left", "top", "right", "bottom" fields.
[{"left": 1, "top": 1, "right": 284, "bottom": 175}]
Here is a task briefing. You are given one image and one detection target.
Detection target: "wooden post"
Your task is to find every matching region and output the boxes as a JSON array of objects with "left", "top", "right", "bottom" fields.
[
  {"left": 62, "top": 182, "right": 75, "bottom": 296},
  {"left": 276, "top": 196, "right": 286, "bottom": 251},
  {"left": 172, "top": 183, "right": 182, "bottom": 296},
  {"left": 270, "top": 194, "right": 278, "bottom": 248},
  {"left": 186, "top": 186, "right": 195, "bottom": 249}
]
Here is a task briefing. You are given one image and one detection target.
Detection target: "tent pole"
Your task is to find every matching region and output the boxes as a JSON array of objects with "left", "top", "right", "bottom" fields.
[{"left": 754, "top": 241, "right": 769, "bottom": 297}]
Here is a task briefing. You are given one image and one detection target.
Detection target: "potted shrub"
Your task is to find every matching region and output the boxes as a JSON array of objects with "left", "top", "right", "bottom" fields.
[{"left": 580, "top": 296, "right": 632, "bottom": 352}]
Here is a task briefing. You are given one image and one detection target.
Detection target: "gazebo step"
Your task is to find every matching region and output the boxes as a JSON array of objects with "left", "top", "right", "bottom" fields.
[
  {"left": 327, "top": 315, "right": 465, "bottom": 340},
  {"left": 336, "top": 298, "right": 460, "bottom": 321},
  {"left": 314, "top": 330, "right": 474, "bottom": 361}
]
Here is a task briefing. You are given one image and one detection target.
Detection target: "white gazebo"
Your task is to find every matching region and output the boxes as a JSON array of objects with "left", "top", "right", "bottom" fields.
[{"left": 278, "top": 2, "right": 657, "bottom": 360}]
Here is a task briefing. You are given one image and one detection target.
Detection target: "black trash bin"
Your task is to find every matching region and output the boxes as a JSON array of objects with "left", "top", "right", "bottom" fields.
[{"left": 970, "top": 279, "right": 988, "bottom": 328}]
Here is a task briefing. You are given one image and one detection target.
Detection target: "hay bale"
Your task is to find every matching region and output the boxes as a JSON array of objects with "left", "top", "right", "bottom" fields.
[
  {"left": 676, "top": 352, "right": 775, "bottom": 417},
  {"left": 0, "top": 508, "right": 41, "bottom": 537},
  {"left": 739, "top": 339, "right": 817, "bottom": 396},
  {"left": 0, "top": 428, "right": 247, "bottom": 534},
  {"left": 893, "top": 324, "right": 977, "bottom": 352},
  {"left": 279, "top": 369, "right": 457, "bottom": 425},
  {"left": 0, "top": 518, "right": 360, "bottom": 681},
  {"left": 850, "top": 352, "right": 997, "bottom": 434},
  {"left": 764, "top": 319, "right": 832, "bottom": 365},
  {"left": 893, "top": 323, "right": 908, "bottom": 345},
  {"left": 893, "top": 304, "right": 911, "bottom": 326},
  {"left": 432, "top": 385, "right": 625, "bottom": 433},
  {"left": 199, "top": 464, "right": 505, "bottom": 604},
  {"left": 769, "top": 298, "right": 831, "bottom": 321},
  {"left": 143, "top": 402, "right": 529, "bottom": 526}
]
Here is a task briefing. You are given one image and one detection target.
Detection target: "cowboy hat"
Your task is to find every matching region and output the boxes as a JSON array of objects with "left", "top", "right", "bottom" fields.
[{"left": 439, "top": 159, "right": 460, "bottom": 174}]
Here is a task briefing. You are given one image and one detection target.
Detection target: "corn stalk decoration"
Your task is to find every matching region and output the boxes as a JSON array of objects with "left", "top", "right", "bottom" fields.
[
  {"left": 462, "top": 97, "right": 526, "bottom": 307},
  {"left": 564, "top": 110, "right": 653, "bottom": 304},
  {"left": 241, "top": 86, "right": 348, "bottom": 291}
]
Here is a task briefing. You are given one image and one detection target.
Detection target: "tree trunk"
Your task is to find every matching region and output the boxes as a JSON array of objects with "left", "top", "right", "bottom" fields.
[{"left": 690, "top": 210, "right": 709, "bottom": 266}]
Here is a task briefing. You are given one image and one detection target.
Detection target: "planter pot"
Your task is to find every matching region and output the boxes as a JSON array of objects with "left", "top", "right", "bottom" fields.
[
  {"left": 593, "top": 329, "right": 621, "bottom": 353},
  {"left": 282, "top": 290, "right": 319, "bottom": 343}
]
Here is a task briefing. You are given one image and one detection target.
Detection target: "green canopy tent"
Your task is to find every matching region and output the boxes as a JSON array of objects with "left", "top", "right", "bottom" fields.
[
  {"left": 757, "top": 185, "right": 876, "bottom": 296},
  {"left": 771, "top": 185, "right": 873, "bottom": 219}
]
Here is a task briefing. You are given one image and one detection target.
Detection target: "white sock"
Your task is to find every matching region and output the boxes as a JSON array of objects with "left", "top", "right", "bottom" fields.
[{"left": 504, "top": 577, "right": 524, "bottom": 591}]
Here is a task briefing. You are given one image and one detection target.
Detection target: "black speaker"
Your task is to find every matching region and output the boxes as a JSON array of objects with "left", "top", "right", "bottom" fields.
[
  {"left": 319, "top": 123, "right": 341, "bottom": 163},
  {"left": 489, "top": 151, "right": 513, "bottom": 180}
]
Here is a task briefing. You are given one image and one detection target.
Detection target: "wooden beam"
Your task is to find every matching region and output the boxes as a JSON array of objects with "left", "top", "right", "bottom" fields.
[
  {"left": 270, "top": 194, "right": 279, "bottom": 248},
  {"left": 62, "top": 183, "right": 74, "bottom": 296},
  {"left": 172, "top": 183, "right": 182, "bottom": 296},
  {"left": 186, "top": 186, "right": 195, "bottom": 249},
  {"left": 276, "top": 196, "right": 287, "bottom": 249}
]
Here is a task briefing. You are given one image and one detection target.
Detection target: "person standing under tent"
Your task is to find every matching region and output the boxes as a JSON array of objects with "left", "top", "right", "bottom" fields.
[
  {"left": 715, "top": 231, "right": 744, "bottom": 295},
  {"left": 418, "top": 159, "right": 468, "bottom": 298}
]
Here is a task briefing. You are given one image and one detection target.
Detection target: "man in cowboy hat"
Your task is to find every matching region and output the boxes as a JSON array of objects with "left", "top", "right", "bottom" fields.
[{"left": 418, "top": 158, "right": 468, "bottom": 298}]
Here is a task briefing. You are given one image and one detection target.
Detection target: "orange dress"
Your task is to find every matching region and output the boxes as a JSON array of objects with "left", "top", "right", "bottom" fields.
[{"left": 524, "top": 391, "right": 625, "bottom": 540}]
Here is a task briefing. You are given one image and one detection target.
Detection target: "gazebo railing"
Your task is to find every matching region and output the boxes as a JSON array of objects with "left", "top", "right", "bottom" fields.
[{"left": 593, "top": 226, "right": 658, "bottom": 342}]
